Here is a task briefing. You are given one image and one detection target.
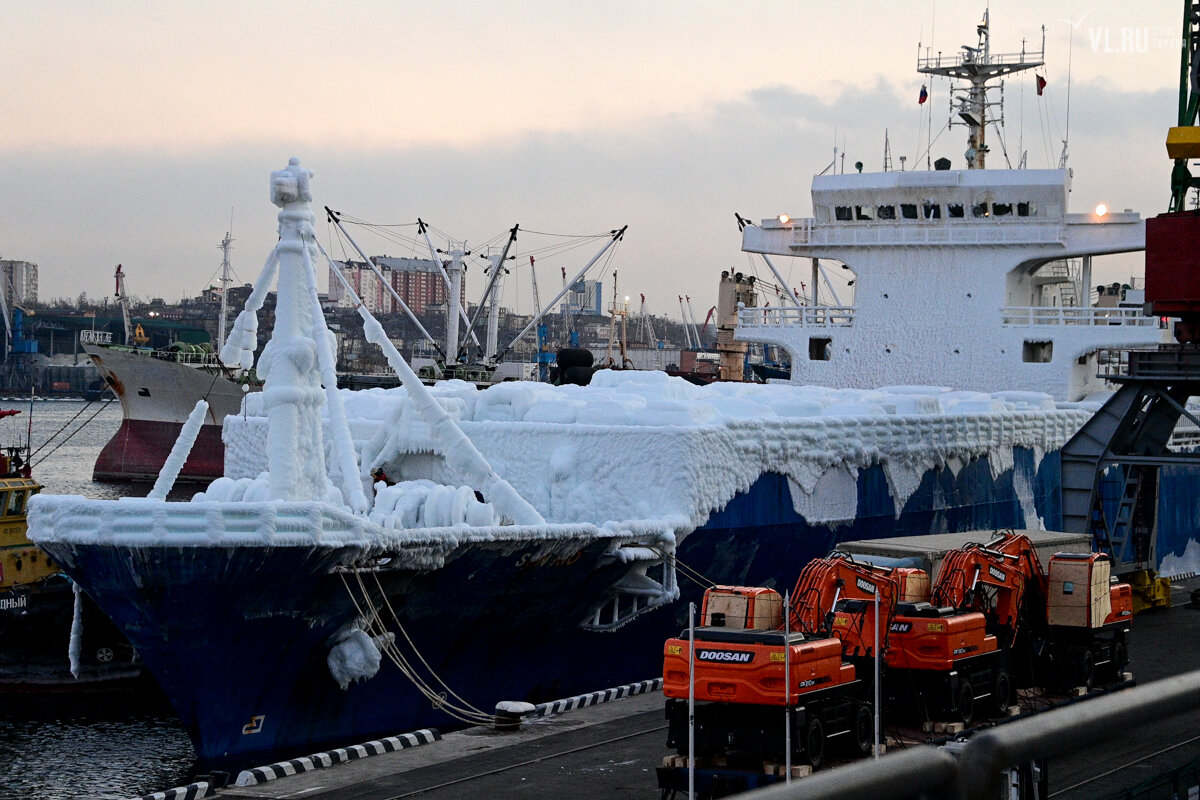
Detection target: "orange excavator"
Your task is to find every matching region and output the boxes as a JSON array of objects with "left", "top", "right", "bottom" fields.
[
  {"left": 661, "top": 552, "right": 935, "bottom": 767},
  {"left": 928, "top": 530, "right": 1132, "bottom": 691},
  {"left": 660, "top": 537, "right": 1133, "bottom": 771}
]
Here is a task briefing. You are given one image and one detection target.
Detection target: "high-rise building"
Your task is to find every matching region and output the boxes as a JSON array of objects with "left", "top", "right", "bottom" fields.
[
  {"left": 329, "top": 258, "right": 452, "bottom": 315},
  {"left": 375, "top": 257, "right": 447, "bottom": 315},
  {"left": 0, "top": 260, "right": 38, "bottom": 309},
  {"left": 564, "top": 279, "right": 603, "bottom": 316}
]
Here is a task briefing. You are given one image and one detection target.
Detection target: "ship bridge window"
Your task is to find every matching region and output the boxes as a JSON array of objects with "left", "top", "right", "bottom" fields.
[
  {"left": 972, "top": 202, "right": 990, "bottom": 218},
  {"left": 877, "top": 204, "right": 896, "bottom": 220},
  {"left": 809, "top": 337, "right": 832, "bottom": 360},
  {"left": 923, "top": 202, "right": 941, "bottom": 219},
  {"left": 6, "top": 490, "right": 26, "bottom": 516},
  {"left": 993, "top": 202, "right": 1013, "bottom": 217},
  {"left": 900, "top": 203, "right": 919, "bottom": 220},
  {"left": 1018, "top": 202, "right": 1037, "bottom": 217},
  {"left": 947, "top": 203, "right": 965, "bottom": 218},
  {"left": 855, "top": 206, "right": 873, "bottom": 221},
  {"left": 834, "top": 206, "right": 853, "bottom": 221}
]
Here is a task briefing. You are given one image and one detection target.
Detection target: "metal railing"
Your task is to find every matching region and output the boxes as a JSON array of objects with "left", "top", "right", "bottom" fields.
[
  {"left": 917, "top": 48, "right": 1044, "bottom": 72},
  {"left": 1001, "top": 306, "right": 1158, "bottom": 327},
  {"left": 737, "top": 669, "right": 1200, "bottom": 800},
  {"left": 786, "top": 219, "right": 1065, "bottom": 248},
  {"left": 737, "top": 306, "right": 855, "bottom": 329},
  {"left": 79, "top": 329, "right": 113, "bottom": 345}
]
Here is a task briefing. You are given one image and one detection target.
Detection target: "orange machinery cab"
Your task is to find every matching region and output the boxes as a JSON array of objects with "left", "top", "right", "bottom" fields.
[
  {"left": 881, "top": 602, "right": 998, "bottom": 671},
  {"left": 663, "top": 585, "right": 855, "bottom": 706},
  {"left": 1046, "top": 553, "right": 1132, "bottom": 628},
  {"left": 699, "top": 585, "right": 784, "bottom": 629}
]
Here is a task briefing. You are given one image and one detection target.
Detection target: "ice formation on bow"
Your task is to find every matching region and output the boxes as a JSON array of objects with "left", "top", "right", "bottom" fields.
[{"left": 223, "top": 368, "right": 1097, "bottom": 536}]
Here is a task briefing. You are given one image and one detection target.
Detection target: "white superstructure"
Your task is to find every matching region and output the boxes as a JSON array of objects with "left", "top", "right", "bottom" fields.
[
  {"left": 739, "top": 169, "right": 1158, "bottom": 401},
  {"left": 736, "top": 14, "right": 1160, "bottom": 402}
]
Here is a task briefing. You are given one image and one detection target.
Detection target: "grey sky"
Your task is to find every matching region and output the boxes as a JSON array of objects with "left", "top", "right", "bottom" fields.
[{"left": 0, "top": 1, "right": 1182, "bottom": 316}]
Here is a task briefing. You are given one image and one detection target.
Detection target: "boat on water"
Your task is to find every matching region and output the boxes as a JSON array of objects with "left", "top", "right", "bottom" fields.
[
  {"left": 84, "top": 247, "right": 261, "bottom": 483},
  {"left": 0, "top": 409, "right": 142, "bottom": 690},
  {"left": 26, "top": 17, "right": 1182, "bottom": 770}
]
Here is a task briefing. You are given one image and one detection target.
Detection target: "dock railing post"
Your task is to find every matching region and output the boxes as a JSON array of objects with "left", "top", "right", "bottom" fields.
[
  {"left": 688, "top": 601, "right": 695, "bottom": 800},
  {"left": 784, "top": 590, "right": 792, "bottom": 782}
]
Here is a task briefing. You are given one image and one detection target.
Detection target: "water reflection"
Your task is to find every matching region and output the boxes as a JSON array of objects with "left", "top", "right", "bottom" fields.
[{"left": 0, "top": 400, "right": 198, "bottom": 799}]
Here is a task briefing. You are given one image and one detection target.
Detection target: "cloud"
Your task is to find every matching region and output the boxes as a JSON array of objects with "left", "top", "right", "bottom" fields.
[{"left": 0, "top": 76, "right": 1176, "bottom": 315}]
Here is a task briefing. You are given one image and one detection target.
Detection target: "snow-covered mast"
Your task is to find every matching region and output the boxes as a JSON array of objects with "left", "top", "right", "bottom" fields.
[
  {"left": 917, "top": 9, "right": 1043, "bottom": 169},
  {"left": 261, "top": 158, "right": 329, "bottom": 502}
]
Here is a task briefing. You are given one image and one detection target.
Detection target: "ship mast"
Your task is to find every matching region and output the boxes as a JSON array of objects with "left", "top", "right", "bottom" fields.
[
  {"left": 217, "top": 232, "right": 233, "bottom": 351},
  {"left": 917, "top": 9, "right": 1043, "bottom": 169}
]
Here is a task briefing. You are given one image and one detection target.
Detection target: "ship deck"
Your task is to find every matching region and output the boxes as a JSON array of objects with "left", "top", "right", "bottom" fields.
[{"left": 200, "top": 576, "right": 1200, "bottom": 800}]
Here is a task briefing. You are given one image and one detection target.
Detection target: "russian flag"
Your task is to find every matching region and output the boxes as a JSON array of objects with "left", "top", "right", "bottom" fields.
[{"left": 918, "top": 84, "right": 928, "bottom": 104}]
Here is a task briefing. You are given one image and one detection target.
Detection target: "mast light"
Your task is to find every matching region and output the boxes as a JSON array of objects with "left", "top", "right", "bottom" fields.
[{"left": 778, "top": 214, "right": 790, "bottom": 224}]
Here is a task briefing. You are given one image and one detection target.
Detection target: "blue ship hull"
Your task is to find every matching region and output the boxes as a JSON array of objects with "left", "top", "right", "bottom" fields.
[{"left": 35, "top": 446, "right": 1071, "bottom": 770}]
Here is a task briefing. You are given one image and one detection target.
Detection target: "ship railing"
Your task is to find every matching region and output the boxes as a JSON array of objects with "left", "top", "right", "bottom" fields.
[
  {"left": 736, "top": 305, "right": 855, "bottom": 328},
  {"left": 161, "top": 350, "right": 224, "bottom": 367},
  {"left": 582, "top": 546, "right": 677, "bottom": 632},
  {"left": 917, "top": 48, "right": 1044, "bottom": 72},
  {"left": 790, "top": 219, "right": 1065, "bottom": 247},
  {"left": 1001, "top": 306, "right": 1157, "bottom": 327},
  {"left": 79, "top": 329, "right": 113, "bottom": 345}
]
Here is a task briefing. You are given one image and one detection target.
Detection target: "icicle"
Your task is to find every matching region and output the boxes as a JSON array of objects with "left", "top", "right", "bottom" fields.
[
  {"left": 219, "top": 246, "right": 280, "bottom": 371},
  {"left": 301, "top": 238, "right": 367, "bottom": 513},
  {"left": 149, "top": 400, "right": 209, "bottom": 500},
  {"left": 69, "top": 582, "right": 82, "bottom": 679}
]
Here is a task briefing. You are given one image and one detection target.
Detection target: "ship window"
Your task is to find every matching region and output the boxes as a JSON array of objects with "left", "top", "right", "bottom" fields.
[
  {"left": 6, "top": 490, "right": 25, "bottom": 515},
  {"left": 972, "top": 203, "right": 990, "bottom": 218},
  {"left": 900, "top": 203, "right": 918, "bottom": 220},
  {"left": 877, "top": 205, "right": 896, "bottom": 220},
  {"left": 1018, "top": 202, "right": 1038, "bottom": 217},
  {"left": 923, "top": 202, "right": 941, "bottom": 219},
  {"left": 1023, "top": 341, "right": 1053, "bottom": 363},
  {"left": 809, "top": 337, "right": 832, "bottom": 361},
  {"left": 834, "top": 206, "right": 853, "bottom": 221},
  {"left": 993, "top": 202, "right": 1013, "bottom": 217},
  {"left": 855, "top": 206, "right": 873, "bottom": 221},
  {"left": 947, "top": 203, "right": 965, "bottom": 218}
]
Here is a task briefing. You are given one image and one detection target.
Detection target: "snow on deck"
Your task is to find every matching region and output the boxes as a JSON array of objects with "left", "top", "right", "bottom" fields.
[{"left": 224, "top": 370, "right": 1095, "bottom": 531}]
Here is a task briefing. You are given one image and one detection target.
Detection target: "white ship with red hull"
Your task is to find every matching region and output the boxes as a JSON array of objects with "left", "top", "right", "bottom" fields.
[{"left": 83, "top": 331, "right": 257, "bottom": 482}]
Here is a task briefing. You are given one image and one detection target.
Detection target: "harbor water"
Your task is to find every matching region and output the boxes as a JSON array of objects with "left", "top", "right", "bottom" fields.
[{"left": 0, "top": 399, "right": 194, "bottom": 800}]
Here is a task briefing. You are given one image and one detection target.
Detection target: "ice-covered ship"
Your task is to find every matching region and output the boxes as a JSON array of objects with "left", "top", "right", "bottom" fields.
[{"left": 25, "top": 18, "right": 1181, "bottom": 770}]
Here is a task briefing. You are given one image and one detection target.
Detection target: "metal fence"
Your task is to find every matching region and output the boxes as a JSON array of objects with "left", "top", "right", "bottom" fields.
[
  {"left": 736, "top": 669, "right": 1200, "bottom": 800},
  {"left": 1103, "top": 753, "right": 1200, "bottom": 800}
]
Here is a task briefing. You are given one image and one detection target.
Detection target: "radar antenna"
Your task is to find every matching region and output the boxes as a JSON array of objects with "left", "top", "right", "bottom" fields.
[{"left": 917, "top": 9, "right": 1044, "bottom": 169}]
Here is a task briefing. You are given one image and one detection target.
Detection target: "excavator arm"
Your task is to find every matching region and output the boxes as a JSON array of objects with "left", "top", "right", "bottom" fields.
[
  {"left": 931, "top": 536, "right": 1033, "bottom": 645},
  {"left": 788, "top": 552, "right": 923, "bottom": 657}
]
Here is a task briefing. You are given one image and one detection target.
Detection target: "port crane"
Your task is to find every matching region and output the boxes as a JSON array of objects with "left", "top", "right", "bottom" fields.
[{"left": 1059, "top": 0, "right": 1200, "bottom": 611}]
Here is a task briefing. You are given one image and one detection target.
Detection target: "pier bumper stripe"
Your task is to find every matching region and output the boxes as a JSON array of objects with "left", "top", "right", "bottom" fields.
[
  {"left": 525, "top": 677, "right": 663, "bottom": 720},
  {"left": 233, "top": 728, "right": 440, "bottom": 787},
  {"left": 128, "top": 781, "right": 212, "bottom": 800}
]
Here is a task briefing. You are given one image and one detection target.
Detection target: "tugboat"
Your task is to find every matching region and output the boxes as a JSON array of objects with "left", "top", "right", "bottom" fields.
[{"left": 0, "top": 411, "right": 141, "bottom": 690}]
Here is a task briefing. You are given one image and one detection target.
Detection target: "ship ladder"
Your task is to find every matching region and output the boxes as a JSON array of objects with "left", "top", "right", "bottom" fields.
[
  {"left": 338, "top": 569, "right": 497, "bottom": 726},
  {"left": 1105, "top": 466, "right": 1146, "bottom": 564}
]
